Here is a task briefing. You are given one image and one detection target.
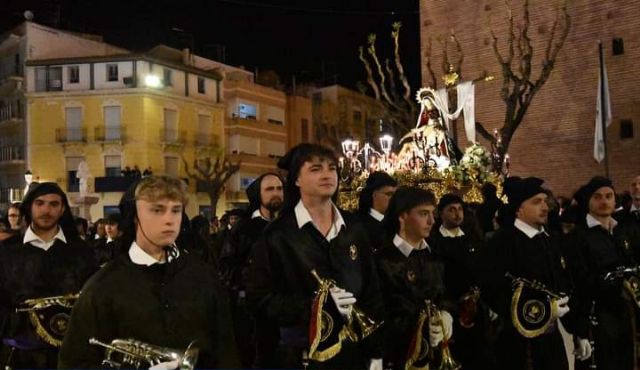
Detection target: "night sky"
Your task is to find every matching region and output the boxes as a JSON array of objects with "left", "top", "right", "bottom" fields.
[{"left": 1, "top": 0, "right": 422, "bottom": 91}]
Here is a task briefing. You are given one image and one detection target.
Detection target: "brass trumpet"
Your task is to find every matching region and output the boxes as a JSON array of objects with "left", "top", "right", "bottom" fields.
[
  {"left": 426, "top": 302, "right": 461, "bottom": 370},
  {"left": 603, "top": 266, "right": 640, "bottom": 309},
  {"left": 15, "top": 293, "right": 80, "bottom": 312},
  {"left": 310, "top": 270, "right": 382, "bottom": 342},
  {"left": 89, "top": 338, "right": 199, "bottom": 370}
]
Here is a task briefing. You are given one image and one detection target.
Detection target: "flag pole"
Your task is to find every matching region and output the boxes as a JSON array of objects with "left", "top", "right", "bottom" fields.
[{"left": 599, "top": 41, "right": 610, "bottom": 178}]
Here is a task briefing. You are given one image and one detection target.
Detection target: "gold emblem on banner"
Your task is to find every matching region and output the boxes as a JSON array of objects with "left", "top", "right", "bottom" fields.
[{"left": 349, "top": 244, "right": 358, "bottom": 261}]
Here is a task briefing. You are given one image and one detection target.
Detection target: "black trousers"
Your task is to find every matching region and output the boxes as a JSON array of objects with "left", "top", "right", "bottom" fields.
[
  {"left": 593, "top": 303, "right": 635, "bottom": 370},
  {"left": 496, "top": 326, "right": 568, "bottom": 370}
]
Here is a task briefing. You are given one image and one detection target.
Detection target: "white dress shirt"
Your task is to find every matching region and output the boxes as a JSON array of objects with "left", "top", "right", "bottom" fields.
[
  {"left": 393, "top": 234, "right": 430, "bottom": 257},
  {"left": 23, "top": 226, "right": 66, "bottom": 251},
  {"left": 295, "top": 200, "right": 345, "bottom": 242}
]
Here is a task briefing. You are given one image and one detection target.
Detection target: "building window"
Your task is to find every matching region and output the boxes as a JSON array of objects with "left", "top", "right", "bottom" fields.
[
  {"left": 197, "top": 114, "right": 212, "bottom": 146},
  {"left": 107, "top": 64, "right": 119, "bottom": 82},
  {"left": 103, "top": 206, "right": 120, "bottom": 217},
  {"left": 621, "top": 119, "right": 634, "bottom": 139},
  {"left": 48, "top": 67, "right": 62, "bottom": 91},
  {"left": 103, "top": 106, "right": 122, "bottom": 140},
  {"left": 68, "top": 66, "right": 79, "bottom": 84},
  {"left": 613, "top": 38, "right": 624, "bottom": 56},
  {"left": 65, "top": 107, "right": 83, "bottom": 141},
  {"left": 240, "top": 176, "right": 256, "bottom": 191},
  {"left": 35, "top": 67, "right": 47, "bottom": 91},
  {"left": 163, "top": 108, "right": 178, "bottom": 142},
  {"left": 197, "top": 77, "right": 205, "bottom": 94},
  {"left": 104, "top": 155, "right": 122, "bottom": 177},
  {"left": 237, "top": 103, "right": 257, "bottom": 120},
  {"left": 164, "top": 156, "right": 179, "bottom": 176},
  {"left": 163, "top": 68, "right": 173, "bottom": 86},
  {"left": 66, "top": 156, "right": 84, "bottom": 192}
]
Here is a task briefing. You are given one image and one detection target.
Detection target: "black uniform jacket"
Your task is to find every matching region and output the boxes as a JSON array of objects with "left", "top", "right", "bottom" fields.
[
  {"left": 357, "top": 213, "right": 386, "bottom": 252},
  {"left": 375, "top": 237, "right": 446, "bottom": 367},
  {"left": 247, "top": 210, "right": 385, "bottom": 362},
  {"left": 563, "top": 221, "right": 638, "bottom": 336},
  {"left": 0, "top": 237, "right": 97, "bottom": 348},
  {"left": 58, "top": 247, "right": 239, "bottom": 369},
  {"left": 483, "top": 225, "right": 581, "bottom": 336},
  {"left": 219, "top": 216, "right": 269, "bottom": 290}
]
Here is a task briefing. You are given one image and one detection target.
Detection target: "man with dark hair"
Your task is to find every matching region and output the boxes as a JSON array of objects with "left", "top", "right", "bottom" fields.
[
  {"left": 92, "top": 218, "right": 106, "bottom": 241},
  {"left": 564, "top": 176, "right": 636, "bottom": 370},
  {"left": 248, "top": 143, "right": 384, "bottom": 369},
  {"left": 376, "top": 186, "right": 452, "bottom": 370},
  {"left": 430, "top": 193, "right": 496, "bottom": 370},
  {"left": 0, "top": 183, "right": 97, "bottom": 369},
  {"left": 74, "top": 217, "right": 88, "bottom": 240},
  {"left": 477, "top": 183, "right": 503, "bottom": 235},
  {"left": 219, "top": 172, "right": 284, "bottom": 368},
  {"left": 93, "top": 213, "right": 123, "bottom": 266},
  {"left": 59, "top": 175, "right": 239, "bottom": 369},
  {"left": 484, "top": 177, "right": 589, "bottom": 370},
  {"left": 357, "top": 172, "right": 397, "bottom": 247}
]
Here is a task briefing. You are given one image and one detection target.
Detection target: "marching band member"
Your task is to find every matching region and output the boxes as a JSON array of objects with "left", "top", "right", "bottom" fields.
[
  {"left": 564, "top": 176, "right": 636, "bottom": 370},
  {"left": 248, "top": 143, "right": 384, "bottom": 369},
  {"left": 0, "top": 183, "right": 97, "bottom": 369},
  {"left": 484, "top": 177, "right": 590, "bottom": 370},
  {"left": 376, "top": 187, "right": 454, "bottom": 370},
  {"left": 59, "top": 176, "right": 238, "bottom": 369}
]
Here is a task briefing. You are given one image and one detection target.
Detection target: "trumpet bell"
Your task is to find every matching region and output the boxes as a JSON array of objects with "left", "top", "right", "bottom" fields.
[{"left": 438, "top": 346, "right": 462, "bottom": 370}]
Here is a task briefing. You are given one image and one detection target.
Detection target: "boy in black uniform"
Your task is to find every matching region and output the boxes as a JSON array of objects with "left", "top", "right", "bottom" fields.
[
  {"left": 248, "top": 143, "right": 384, "bottom": 369},
  {"left": 376, "top": 187, "right": 453, "bottom": 370},
  {"left": 430, "top": 193, "right": 496, "bottom": 370},
  {"left": 484, "top": 177, "right": 590, "bottom": 370},
  {"left": 357, "top": 171, "right": 397, "bottom": 247},
  {"left": 0, "top": 183, "right": 97, "bottom": 369},
  {"left": 219, "top": 172, "right": 284, "bottom": 368},
  {"left": 59, "top": 176, "right": 238, "bottom": 369},
  {"left": 564, "top": 176, "right": 635, "bottom": 370}
]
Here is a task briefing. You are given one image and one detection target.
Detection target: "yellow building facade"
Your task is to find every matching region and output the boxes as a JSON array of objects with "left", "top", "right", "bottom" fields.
[{"left": 25, "top": 54, "right": 226, "bottom": 219}]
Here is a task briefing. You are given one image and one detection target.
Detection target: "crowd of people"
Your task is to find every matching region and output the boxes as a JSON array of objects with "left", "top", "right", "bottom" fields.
[{"left": 0, "top": 142, "right": 639, "bottom": 370}]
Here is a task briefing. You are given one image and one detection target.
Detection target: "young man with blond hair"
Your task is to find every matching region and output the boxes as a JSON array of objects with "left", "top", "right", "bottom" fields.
[{"left": 59, "top": 176, "right": 238, "bottom": 369}]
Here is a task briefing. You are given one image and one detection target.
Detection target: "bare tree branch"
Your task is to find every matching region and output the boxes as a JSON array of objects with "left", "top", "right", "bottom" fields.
[
  {"left": 358, "top": 46, "right": 380, "bottom": 100},
  {"left": 181, "top": 153, "right": 241, "bottom": 217}
]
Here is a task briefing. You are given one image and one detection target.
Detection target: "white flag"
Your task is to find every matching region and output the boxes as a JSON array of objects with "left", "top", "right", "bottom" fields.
[{"left": 594, "top": 56, "right": 611, "bottom": 163}]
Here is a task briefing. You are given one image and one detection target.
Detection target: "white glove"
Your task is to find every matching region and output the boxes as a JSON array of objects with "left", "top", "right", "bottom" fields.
[
  {"left": 368, "top": 358, "right": 383, "bottom": 370},
  {"left": 149, "top": 360, "right": 179, "bottom": 370},
  {"left": 330, "top": 287, "right": 356, "bottom": 318},
  {"left": 428, "top": 322, "right": 444, "bottom": 347},
  {"left": 488, "top": 308, "right": 499, "bottom": 322},
  {"left": 553, "top": 296, "right": 570, "bottom": 319},
  {"left": 574, "top": 337, "right": 592, "bottom": 361},
  {"left": 439, "top": 310, "right": 453, "bottom": 340}
]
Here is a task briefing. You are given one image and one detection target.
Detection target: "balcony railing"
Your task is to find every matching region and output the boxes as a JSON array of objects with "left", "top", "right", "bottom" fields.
[
  {"left": 56, "top": 128, "right": 87, "bottom": 143},
  {"left": 95, "top": 126, "right": 125, "bottom": 142},
  {"left": 0, "top": 146, "right": 24, "bottom": 162},
  {"left": 160, "top": 129, "right": 186, "bottom": 145},
  {"left": 0, "top": 105, "right": 23, "bottom": 122},
  {"left": 94, "top": 176, "right": 138, "bottom": 193},
  {"left": 194, "top": 133, "right": 220, "bottom": 147},
  {"left": 0, "top": 188, "right": 22, "bottom": 203}
]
